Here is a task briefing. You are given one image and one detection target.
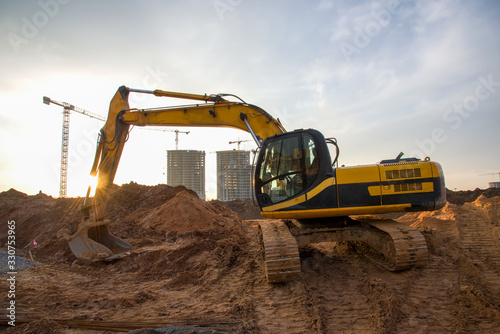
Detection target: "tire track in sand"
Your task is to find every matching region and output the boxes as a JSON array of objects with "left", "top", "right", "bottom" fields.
[
  {"left": 392, "top": 256, "right": 460, "bottom": 333},
  {"left": 301, "top": 248, "right": 374, "bottom": 333},
  {"left": 458, "top": 200, "right": 500, "bottom": 297}
]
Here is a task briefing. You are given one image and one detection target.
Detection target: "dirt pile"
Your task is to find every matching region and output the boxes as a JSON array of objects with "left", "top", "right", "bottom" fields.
[
  {"left": 0, "top": 183, "right": 203, "bottom": 264},
  {"left": 0, "top": 188, "right": 29, "bottom": 200},
  {"left": 1, "top": 185, "right": 500, "bottom": 333},
  {"left": 212, "top": 199, "right": 264, "bottom": 220},
  {"left": 446, "top": 187, "right": 500, "bottom": 205},
  {"left": 0, "top": 189, "right": 83, "bottom": 264},
  {"left": 139, "top": 190, "right": 244, "bottom": 235},
  {"left": 114, "top": 190, "right": 248, "bottom": 287},
  {"left": 0, "top": 183, "right": 249, "bottom": 289}
]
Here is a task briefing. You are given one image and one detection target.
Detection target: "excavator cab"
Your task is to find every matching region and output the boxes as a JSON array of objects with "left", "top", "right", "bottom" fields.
[{"left": 255, "top": 129, "right": 335, "bottom": 211}]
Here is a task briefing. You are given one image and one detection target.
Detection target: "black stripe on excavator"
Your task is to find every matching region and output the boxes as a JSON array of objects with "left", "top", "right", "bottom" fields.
[
  {"left": 382, "top": 191, "right": 436, "bottom": 207},
  {"left": 304, "top": 185, "right": 338, "bottom": 210},
  {"left": 337, "top": 182, "right": 381, "bottom": 207},
  {"left": 259, "top": 184, "right": 338, "bottom": 212}
]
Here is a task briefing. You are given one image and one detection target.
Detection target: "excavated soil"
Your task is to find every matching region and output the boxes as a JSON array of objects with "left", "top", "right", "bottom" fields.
[{"left": 1, "top": 184, "right": 499, "bottom": 333}]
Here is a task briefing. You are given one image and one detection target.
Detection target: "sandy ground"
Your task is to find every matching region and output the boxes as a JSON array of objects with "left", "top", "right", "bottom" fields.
[{"left": 0, "top": 183, "right": 499, "bottom": 333}]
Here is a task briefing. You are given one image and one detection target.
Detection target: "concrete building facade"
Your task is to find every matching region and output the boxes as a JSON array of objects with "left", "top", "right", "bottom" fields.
[
  {"left": 217, "top": 150, "right": 252, "bottom": 201},
  {"left": 166, "top": 150, "right": 206, "bottom": 200}
]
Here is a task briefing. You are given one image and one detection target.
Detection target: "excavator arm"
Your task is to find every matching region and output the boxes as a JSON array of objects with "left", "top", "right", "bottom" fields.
[
  {"left": 60, "top": 86, "right": 285, "bottom": 261},
  {"left": 91, "top": 86, "right": 284, "bottom": 218}
]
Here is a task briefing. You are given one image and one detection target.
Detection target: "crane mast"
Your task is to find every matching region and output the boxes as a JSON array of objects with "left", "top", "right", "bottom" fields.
[
  {"left": 43, "top": 96, "right": 105, "bottom": 197},
  {"left": 173, "top": 129, "right": 190, "bottom": 150}
]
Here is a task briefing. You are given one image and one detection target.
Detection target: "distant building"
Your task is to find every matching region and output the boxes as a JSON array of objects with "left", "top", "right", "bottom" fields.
[
  {"left": 488, "top": 182, "right": 500, "bottom": 189},
  {"left": 217, "top": 150, "right": 252, "bottom": 201},
  {"left": 166, "top": 150, "right": 205, "bottom": 200}
]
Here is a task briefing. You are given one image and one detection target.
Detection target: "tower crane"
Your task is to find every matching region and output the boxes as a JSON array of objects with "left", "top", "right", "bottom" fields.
[
  {"left": 44, "top": 96, "right": 189, "bottom": 197},
  {"left": 478, "top": 172, "right": 500, "bottom": 181},
  {"left": 172, "top": 129, "right": 190, "bottom": 150},
  {"left": 478, "top": 172, "right": 500, "bottom": 188},
  {"left": 141, "top": 128, "right": 189, "bottom": 150},
  {"left": 228, "top": 139, "right": 252, "bottom": 150},
  {"left": 43, "top": 96, "right": 106, "bottom": 198}
]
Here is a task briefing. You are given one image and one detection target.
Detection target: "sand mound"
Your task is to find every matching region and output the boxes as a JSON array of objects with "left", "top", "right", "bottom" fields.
[
  {"left": 0, "top": 188, "right": 29, "bottom": 199},
  {"left": 113, "top": 190, "right": 248, "bottom": 286},
  {"left": 140, "top": 190, "right": 244, "bottom": 235},
  {"left": 0, "top": 183, "right": 209, "bottom": 264},
  {"left": 0, "top": 191, "right": 83, "bottom": 264},
  {"left": 0, "top": 184, "right": 250, "bottom": 288}
]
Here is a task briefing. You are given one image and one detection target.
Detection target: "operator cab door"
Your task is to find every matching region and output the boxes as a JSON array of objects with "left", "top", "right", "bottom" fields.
[{"left": 255, "top": 129, "right": 336, "bottom": 211}]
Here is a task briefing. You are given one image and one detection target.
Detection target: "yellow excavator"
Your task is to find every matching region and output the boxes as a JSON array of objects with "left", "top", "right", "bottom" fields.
[{"left": 58, "top": 86, "right": 446, "bottom": 282}]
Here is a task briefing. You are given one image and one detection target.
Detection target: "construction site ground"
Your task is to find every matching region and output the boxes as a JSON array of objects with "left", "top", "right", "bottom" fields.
[{"left": 1, "top": 183, "right": 499, "bottom": 333}]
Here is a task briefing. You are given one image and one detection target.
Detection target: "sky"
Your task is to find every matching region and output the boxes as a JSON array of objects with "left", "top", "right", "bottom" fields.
[{"left": 0, "top": 0, "right": 499, "bottom": 199}]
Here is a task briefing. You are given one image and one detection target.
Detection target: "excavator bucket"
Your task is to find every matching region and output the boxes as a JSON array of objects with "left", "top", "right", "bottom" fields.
[{"left": 58, "top": 219, "right": 132, "bottom": 262}]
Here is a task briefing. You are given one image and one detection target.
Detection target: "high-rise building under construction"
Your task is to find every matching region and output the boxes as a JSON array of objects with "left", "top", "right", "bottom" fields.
[
  {"left": 166, "top": 150, "right": 206, "bottom": 200},
  {"left": 217, "top": 150, "right": 252, "bottom": 201}
]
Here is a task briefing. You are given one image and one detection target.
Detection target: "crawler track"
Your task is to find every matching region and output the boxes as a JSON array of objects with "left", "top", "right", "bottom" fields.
[
  {"left": 258, "top": 220, "right": 301, "bottom": 283},
  {"left": 259, "top": 217, "right": 428, "bottom": 283},
  {"left": 357, "top": 217, "right": 428, "bottom": 271}
]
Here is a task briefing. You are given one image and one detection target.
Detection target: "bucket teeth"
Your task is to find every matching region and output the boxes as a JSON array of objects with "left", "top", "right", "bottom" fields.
[{"left": 59, "top": 220, "right": 132, "bottom": 262}]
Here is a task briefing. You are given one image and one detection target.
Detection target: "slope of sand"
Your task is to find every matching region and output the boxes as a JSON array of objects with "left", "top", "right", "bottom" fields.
[{"left": 0, "top": 184, "right": 499, "bottom": 333}]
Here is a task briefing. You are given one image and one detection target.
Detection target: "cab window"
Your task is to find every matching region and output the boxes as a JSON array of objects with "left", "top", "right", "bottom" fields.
[
  {"left": 303, "top": 133, "right": 319, "bottom": 188},
  {"left": 259, "top": 133, "right": 319, "bottom": 203}
]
